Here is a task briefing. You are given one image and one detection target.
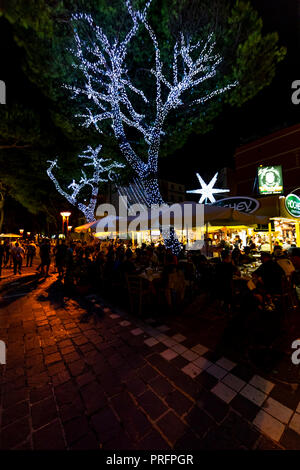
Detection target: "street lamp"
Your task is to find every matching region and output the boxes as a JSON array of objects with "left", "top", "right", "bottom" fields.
[
  {"left": 19, "top": 229, "right": 24, "bottom": 236},
  {"left": 27, "top": 232, "right": 31, "bottom": 238},
  {"left": 60, "top": 212, "right": 71, "bottom": 236}
]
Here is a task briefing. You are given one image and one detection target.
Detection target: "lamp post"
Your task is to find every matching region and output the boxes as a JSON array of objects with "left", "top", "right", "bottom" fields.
[
  {"left": 19, "top": 229, "right": 24, "bottom": 237},
  {"left": 60, "top": 212, "right": 71, "bottom": 236},
  {"left": 27, "top": 232, "right": 31, "bottom": 239}
]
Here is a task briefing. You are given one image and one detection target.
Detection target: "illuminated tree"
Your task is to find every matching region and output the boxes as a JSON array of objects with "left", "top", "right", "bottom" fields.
[
  {"left": 64, "top": 0, "right": 240, "bottom": 252},
  {"left": 47, "top": 145, "right": 124, "bottom": 222}
]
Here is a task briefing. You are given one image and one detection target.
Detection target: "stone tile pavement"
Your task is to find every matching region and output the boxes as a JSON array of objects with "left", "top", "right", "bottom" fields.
[{"left": 0, "top": 273, "right": 300, "bottom": 450}]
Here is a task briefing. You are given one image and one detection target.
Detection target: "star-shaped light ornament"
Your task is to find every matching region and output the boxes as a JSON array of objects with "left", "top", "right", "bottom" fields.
[{"left": 186, "top": 172, "right": 230, "bottom": 204}]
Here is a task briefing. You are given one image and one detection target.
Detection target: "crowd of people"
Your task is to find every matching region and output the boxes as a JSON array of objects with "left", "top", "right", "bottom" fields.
[{"left": 0, "top": 235, "right": 299, "bottom": 316}]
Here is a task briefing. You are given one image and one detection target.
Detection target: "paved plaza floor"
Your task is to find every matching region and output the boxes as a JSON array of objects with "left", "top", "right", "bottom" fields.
[{"left": 1, "top": 265, "right": 300, "bottom": 450}]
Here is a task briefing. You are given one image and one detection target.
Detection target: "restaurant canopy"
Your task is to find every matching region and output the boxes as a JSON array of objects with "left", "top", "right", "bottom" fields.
[
  {"left": 0, "top": 233, "right": 21, "bottom": 238},
  {"left": 74, "top": 202, "right": 269, "bottom": 233}
]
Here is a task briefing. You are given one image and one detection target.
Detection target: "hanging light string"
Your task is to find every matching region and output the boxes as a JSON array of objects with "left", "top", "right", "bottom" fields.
[
  {"left": 60, "top": 0, "right": 238, "bottom": 252},
  {"left": 47, "top": 145, "right": 125, "bottom": 222}
]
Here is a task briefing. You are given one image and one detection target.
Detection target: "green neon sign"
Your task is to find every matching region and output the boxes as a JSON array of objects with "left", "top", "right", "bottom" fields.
[
  {"left": 285, "top": 193, "right": 300, "bottom": 218},
  {"left": 258, "top": 165, "right": 283, "bottom": 195}
]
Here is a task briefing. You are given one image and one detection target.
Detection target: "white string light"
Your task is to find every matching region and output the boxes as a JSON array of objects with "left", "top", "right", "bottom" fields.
[
  {"left": 47, "top": 145, "right": 124, "bottom": 222},
  {"left": 62, "top": 0, "right": 238, "bottom": 252},
  {"left": 186, "top": 172, "right": 230, "bottom": 204}
]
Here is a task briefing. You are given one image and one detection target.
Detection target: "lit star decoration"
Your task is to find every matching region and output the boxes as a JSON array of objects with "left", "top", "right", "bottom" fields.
[
  {"left": 47, "top": 145, "right": 124, "bottom": 222},
  {"left": 186, "top": 172, "right": 230, "bottom": 204},
  {"left": 56, "top": 0, "right": 238, "bottom": 253}
]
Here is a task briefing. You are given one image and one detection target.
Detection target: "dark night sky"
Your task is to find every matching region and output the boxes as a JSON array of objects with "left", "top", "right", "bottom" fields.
[{"left": 161, "top": 0, "right": 300, "bottom": 185}]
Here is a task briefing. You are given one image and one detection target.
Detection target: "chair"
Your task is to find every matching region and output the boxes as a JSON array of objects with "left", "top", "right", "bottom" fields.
[{"left": 125, "top": 274, "right": 152, "bottom": 316}]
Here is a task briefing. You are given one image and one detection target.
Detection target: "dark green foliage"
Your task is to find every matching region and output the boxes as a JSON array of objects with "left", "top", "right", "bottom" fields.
[{"left": 0, "top": 0, "right": 286, "bottom": 219}]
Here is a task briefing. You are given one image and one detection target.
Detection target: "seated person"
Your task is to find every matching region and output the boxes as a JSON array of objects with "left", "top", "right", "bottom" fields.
[
  {"left": 215, "top": 253, "right": 240, "bottom": 310},
  {"left": 253, "top": 252, "right": 285, "bottom": 295}
]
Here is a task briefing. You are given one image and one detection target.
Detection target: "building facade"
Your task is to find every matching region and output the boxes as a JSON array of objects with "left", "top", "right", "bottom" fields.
[{"left": 233, "top": 123, "right": 300, "bottom": 197}]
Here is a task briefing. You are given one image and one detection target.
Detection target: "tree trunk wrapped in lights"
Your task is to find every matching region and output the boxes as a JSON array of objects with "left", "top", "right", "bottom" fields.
[
  {"left": 62, "top": 0, "right": 238, "bottom": 252},
  {"left": 47, "top": 145, "right": 124, "bottom": 223}
]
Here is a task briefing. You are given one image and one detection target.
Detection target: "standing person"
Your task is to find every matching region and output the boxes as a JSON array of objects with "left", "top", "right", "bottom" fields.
[
  {"left": 55, "top": 240, "right": 68, "bottom": 280},
  {"left": 39, "top": 239, "right": 51, "bottom": 276},
  {"left": 3, "top": 240, "right": 10, "bottom": 267},
  {"left": 11, "top": 242, "right": 25, "bottom": 275},
  {"left": 26, "top": 241, "right": 36, "bottom": 267}
]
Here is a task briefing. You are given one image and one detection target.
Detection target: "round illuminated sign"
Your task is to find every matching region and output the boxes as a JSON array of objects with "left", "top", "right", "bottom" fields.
[
  {"left": 214, "top": 196, "right": 260, "bottom": 214},
  {"left": 285, "top": 193, "right": 300, "bottom": 218},
  {"left": 258, "top": 166, "right": 283, "bottom": 195}
]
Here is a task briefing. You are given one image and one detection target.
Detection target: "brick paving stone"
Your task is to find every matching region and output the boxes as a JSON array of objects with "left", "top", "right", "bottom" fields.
[
  {"left": 221, "top": 412, "right": 260, "bottom": 448},
  {"left": 81, "top": 381, "right": 107, "bottom": 414},
  {"left": 197, "top": 388, "right": 229, "bottom": 423},
  {"left": 192, "top": 356, "right": 213, "bottom": 370},
  {"left": 59, "top": 396, "right": 85, "bottom": 423},
  {"left": 289, "top": 413, "right": 300, "bottom": 434},
  {"left": 231, "top": 364, "right": 254, "bottom": 382},
  {"left": 249, "top": 375, "right": 275, "bottom": 395},
  {"left": 185, "top": 406, "right": 214, "bottom": 438},
  {"left": 52, "top": 370, "right": 71, "bottom": 386},
  {"left": 256, "top": 435, "right": 283, "bottom": 450},
  {"left": 44, "top": 352, "right": 62, "bottom": 365},
  {"left": 157, "top": 325, "right": 170, "bottom": 332},
  {"left": 138, "top": 390, "right": 167, "bottom": 420},
  {"left": 157, "top": 411, "right": 187, "bottom": 445},
  {"left": 144, "top": 337, "right": 159, "bottom": 347},
  {"left": 215, "top": 357, "right": 237, "bottom": 371},
  {"left": 131, "top": 328, "right": 144, "bottom": 336},
  {"left": 111, "top": 391, "right": 137, "bottom": 421},
  {"left": 171, "top": 343, "right": 188, "bottom": 354},
  {"left": 33, "top": 420, "right": 65, "bottom": 450},
  {"left": 126, "top": 377, "right": 149, "bottom": 396},
  {"left": 201, "top": 425, "right": 240, "bottom": 450},
  {"left": 172, "top": 333, "right": 186, "bottom": 343},
  {"left": 68, "top": 359, "right": 86, "bottom": 377},
  {"left": 2, "top": 401, "right": 30, "bottom": 427},
  {"left": 262, "top": 397, "right": 293, "bottom": 424},
  {"left": 165, "top": 390, "right": 193, "bottom": 416},
  {"left": 221, "top": 373, "right": 246, "bottom": 392},
  {"left": 160, "top": 349, "right": 178, "bottom": 361},
  {"left": 174, "top": 372, "right": 200, "bottom": 398},
  {"left": 71, "top": 432, "right": 99, "bottom": 450},
  {"left": 124, "top": 408, "right": 152, "bottom": 441},
  {"left": 181, "top": 350, "right": 199, "bottom": 362},
  {"left": 170, "top": 355, "right": 189, "bottom": 369},
  {"left": 240, "top": 384, "right": 267, "bottom": 407},
  {"left": 253, "top": 409, "right": 285, "bottom": 442},
  {"left": 174, "top": 431, "right": 202, "bottom": 451},
  {"left": 211, "top": 382, "right": 237, "bottom": 404},
  {"left": 76, "top": 372, "right": 96, "bottom": 388},
  {"left": 47, "top": 362, "right": 67, "bottom": 377},
  {"left": 182, "top": 362, "right": 202, "bottom": 379},
  {"left": 3, "top": 388, "right": 29, "bottom": 408},
  {"left": 0, "top": 417, "right": 31, "bottom": 449},
  {"left": 150, "top": 376, "right": 174, "bottom": 398},
  {"left": 102, "top": 430, "right": 136, "bottom": 450},
  {"left": 31, "top": 397, "right": 58, "bottom": 429},
  {"left": 139, "top": 430, "right": 170, "bottom": 450},
  {"left": 280, "top": 428, "right": 300, "bottom": 450},
  {"left": 195, "top": 370, "right": 218, "bottom": 390},
  {"left": 206, "top": 364, "right": 227, "bottom": 380},
  {"left": 270, "top": 384, "right": 300, "bottom": 410},
  {"left": 139, "top": 364, "right": 159, "bottom": 383},
  {"left": 98, "top": 371, "right": 124, "bottom": 397},
  {"left": 91, "top": 407, "right": 121, "bottom": 442},
  {"left": 55, "top": 381, "right": 78, "bottom": 405},
  {"left": 230, "top": 394, "right": 260, "bottom": 422},
  {"left": 191, "top": 344, "right": 209, "bottom": 356},
  {"left": 64, "top": 416, "right": 90, "bottom": 445}
]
